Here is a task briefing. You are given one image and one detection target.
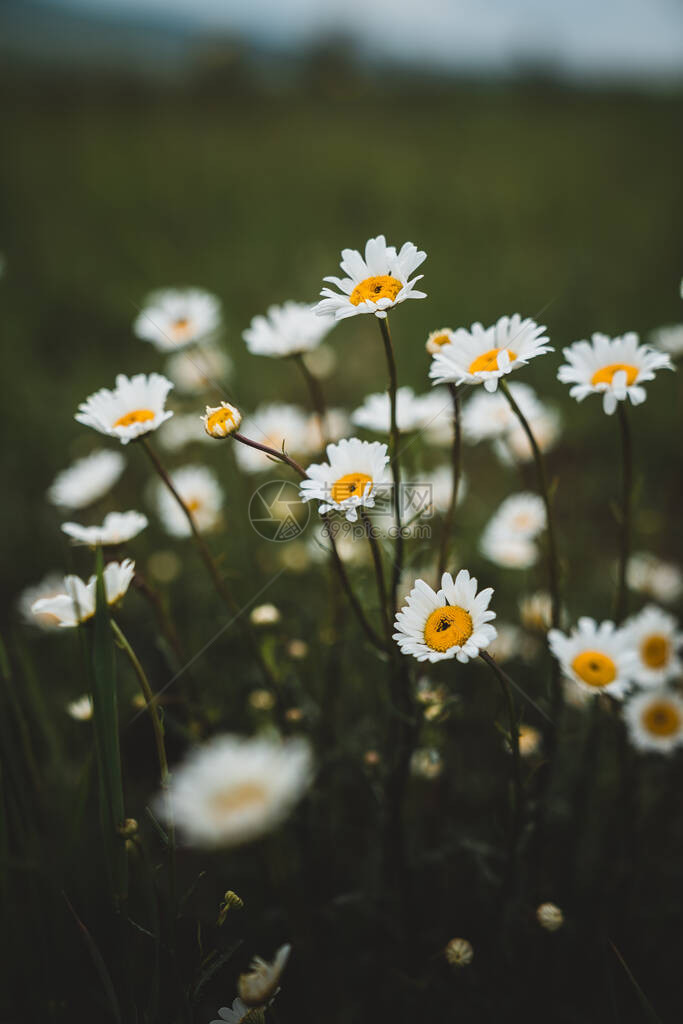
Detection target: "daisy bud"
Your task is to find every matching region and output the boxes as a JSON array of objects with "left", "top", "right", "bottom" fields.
[
  {"left": 238, "top": 944, "right": 291, "bottom": 1007},
  {"left": 117, "top": 818, "right": 139, "bottom": 838},
  {"left": 217, "top": 890, "right": 244, "bottom": 925},
  {"left": 536, "top": 902, "right": 564, "bottom": 931},
  {"left": 445, "top": 937, "right": 474, "bottom": 967},
  {"left": 202, "top": 401, "right": 242, "bottom": 438}
]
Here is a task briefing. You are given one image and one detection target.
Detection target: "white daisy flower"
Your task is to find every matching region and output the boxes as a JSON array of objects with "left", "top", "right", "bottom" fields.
[
  {"left": 429, "top": 315, "right": 552, "bottom": 393},
  {"left": 76, "top": 373, "right": 174, "bottom": 445},
  {"left": 650, "top": 324, "right": 683, "bottom": 358},
  {"left": 157, "top": 734, "right": 313, "bottom": 847},
  {"left": 315, "top": 234, "right": 426, "bottom": 321},
  {"left": 351, "top": 386, "right": 435, "bottom": 434},
  {"left": 548, "top": 617, "right": 637, "bottom": 699},
  {"left": 159, "top": 413, "right": 214, "bottom": 452},
  {"left": 61, "top": 510, "right": 148, "bottom": 547},
  {"left": 48, "top": 450, "right": 125, "bottom": 509},
  {"left": 624, "top": 604, "right": 682, "bottom": 687},
  {"left": 393, "top": 569, "right": 497, "bottom": 664},
  {"left": 628, "top": 553, "right": 683, "bottom": 604},
  {"left": 461, "top": 382, "right": 543, "bottom": 443},
  {"left": 18, "top": 573, "right": 69, "bottom": 630},
  {"left": 623, "top": 688, "right": 683, "bottom": 754},
  {"left": 210, "top": 998, "right": 254, "bottom": 1024},
  {"left": 244, "top": 301, "right": 335, "bottom": 357},
  {"left": 493, "top": 407, "right": 561, "bottom": 465},
  {"left": 426, "top": 327, "right": 455, "bottom": 355},
  {"left": 234, "top": 404, "right": 313, "bottom": 474},
  {"left": 155, "top": 465, "right": 222, "bottom": 538},
  {"left": 299, "top": 438, "right": 389, "bottom": 523},
  {"left": 67, "top": 695, "right": 94, "bottom": 721},
  {"left": 165, "top": 343, "right": 233, "bottom": 395},
  {"left": 238, "top": 944, "right": 291, "bottom": 1007},
  {"left": 557, "top": 332, "right": 673, "bottom": 415},
  {"left": 202, "top": 401, "right": 242, "bottom": 439},
  {"left": 134, "top": 287, "right": 222, "bottom": 352},
  {"left": 31, "top": 560, "right": 135, "bottom": 628},
  {"left": 480, "top": 493, "right": 546, "bottom": 569}
]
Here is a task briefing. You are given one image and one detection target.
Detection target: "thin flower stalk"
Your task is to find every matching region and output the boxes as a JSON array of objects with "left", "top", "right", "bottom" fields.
[
  {"left": 615, "top": 403, "right": 632, "bottom": 623},
  {"left": 360, "top": 509, "right": 392, "bottom": 645},
  {"left": 378, "top": 315, "right": 404, "bottom": 614},
  {"left": 292, "top": 352, "right": 328, "bottom": 445},
  {"left": 437, "top": 384, "right": 462, "bottom": 577},
  {"left": 480, "top": 651, "right": 522, "bottom": 850}
]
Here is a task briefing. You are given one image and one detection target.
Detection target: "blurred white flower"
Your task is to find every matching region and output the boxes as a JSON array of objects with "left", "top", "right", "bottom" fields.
[
  {"left": 250, "top": 604, "right": 281, "bottom": 626},
  {"left": 351, "top": 386, "right": 436, "bottom": 433},
  {"left": 394, "top": 570, "right": 496, "bottom": 664},
  {"left": 494, "top": 407, "right": 561, "bottom": 465},
  {"left": 238, "top": 944, "right": 291, "bottom": 1007},
  {"left": 31, "top": 560, "right": 135, "bottom": 628},
  {"left": 209, "top": 998, "right": 254, "bottom": 1024},
  {"left": 444, "top": 938, "right": 474, "bottom": 966},
  {"left": 461, "top": 382, "right": 543, "bottom": 443},
  {"left": 61, "top": 510, "right": 148, "bottom": 547},
  {"left": 155, "top": 465, "right": 222, "bottom": 537},
  {"left": 425, "top": 327, "right": 455, "bottom": 355},
  {"left": 18, "top": 573, "right": 70, "bottom": 630},
  {"left": 649, "top": 323, "right": 683, "bottom": 358},
  {"left": 417, "top": 465, "right": 467, "bottom": 515},
  {"left": 410, "top": 747, "right": 443, "bottom": 779},
  {"left": 48, "top": 450, "right": 125, "bottom": 509},
  {"left": 66, "top": 695, "right": 94, "bottom": 721},
  {"left": 488, "top": 623, "right": 524, "bottom": 663},
  {"left": 548, "top": 618, "right": 636, "bottom": 699},
  {"left": 623, "top": 688, "right": 683, "bottom": 754},
  {"left": 244, "top": 301, "right": 335, "bottom": 357},
  {"left": 234, "top": 404, "right": 312, "bottom": 474},
  {"left": 557, "top": 332, "right": 673, "bottom": 415},
  {"left": 519, "top": 591, "right": 553, "bottom": 632},
  {"left": 157, "top": 734, "right": 313, "bottom": 847},
  {"left": 134, "top": 287, "right": 222, "bottom": 351},
  {"left": 315, "top": 234, "right": 426, "bottom": 320},
  {"left": 76, "top": 373, "right": 174, "bottom": 445},
  {"left": 536, "top": 902, "right": 564, "bottom": 931},
  {"left": 430, "top": 315, "right": 552, "bottom": 393},
  {"left": 624, "top": 604, "right": 682, "bottom": 687},
  {"left": 480, "top": 493, "right": 546, "bottom": 569},
  {"left": 627, "top": 553, "right": 683, "bottom": 604},
  {"left": 300, "top": 438, "right": 389, "bottom": 523},
  {"left": 159, "top": 413, "right": 214, "bottom": 452},
  {"left": 165, "top": 343, "right": 233, "bottom": 394}
]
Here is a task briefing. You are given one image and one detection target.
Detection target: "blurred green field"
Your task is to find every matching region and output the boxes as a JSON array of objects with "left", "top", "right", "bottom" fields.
[{"left": 1, "top": 74, "right": 682, "bottom": 1022}]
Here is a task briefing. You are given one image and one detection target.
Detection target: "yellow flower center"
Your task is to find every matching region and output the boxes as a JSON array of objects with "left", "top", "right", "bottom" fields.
[
  {"left": 590, "top": 363, "right": 639, "bottom": 386},
  {"left": 209, "top": 781, "right": 267, "bottom": 819},
  {"left": 207, "top": 408, "right": 237, "bottom": 435},
  {"left": 349, "top": 275, "right": 402, "bottom": 307},
  {"left": 173, "top": 316, "right": 191, "bottom": 335},
  {"left": 571, "top": 650, "right": 617, "bottom": 688},
  {"left": 187, "top": 498, "right": 201, "bottom": 512},
  {"left": 641, "top": 700, "right": 681, "bottom": 737},
  {"left": 424, "top": 604, "right": 473, "bottom": 653},
  {"left": 431, "top": 333, "right": 452, "bottom": 348},
  {"left": 640, "top": 633, "right": 670, "bottom": 669},
  {"left": 469, "top": 347, "right": 517, "bottom": 374},
  {"left": 331, "top": 471, "right": 373, "bottom": 503},
  {"left": 113, "top": 408, "right": 155, "bottom": 428}
]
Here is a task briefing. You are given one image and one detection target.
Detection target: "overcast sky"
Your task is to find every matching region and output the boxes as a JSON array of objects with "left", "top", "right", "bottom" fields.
[{"left": 46, "top": 0, "right": 683, "bottom": 80}]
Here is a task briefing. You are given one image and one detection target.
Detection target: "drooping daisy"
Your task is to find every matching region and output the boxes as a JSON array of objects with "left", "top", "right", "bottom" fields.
[
  {"left": 494, "top": 407, "right": 561, "bottom": 465},
  {"left": 134, "top": 287, "right": 222, "bottom": 351},
  {"left": 202, "top": 401, "right": 242, "bottom": 439},
  {"left": 351, "top": 386, "right": 434, "bottom": 433},
  {"left": 155, "top": 466, "right": 222, "bottom": 538},
  {"left": 76, "top": 373, "right": 174, "bottom": 445},
  {"left": 393, "top": 570, "right": 497, "bottom": 664},
  {"left": 18, "top": 573, "right": 69, "bottom": 630},
  {"left": 315, "top": 234, "right": 426, "bottom": 321},
  {"left": 426, "top": 327, "right": 455, "bottom": 355},
  {"left": 557, "top": 332, "right": 673, "bottom": 415},
  {"left": 624, "top": 604, "right": 682, "bottom": 687},
  {"left": 48, "top": 450, "right": 125, "bottom": 509},
  {"left": 238, "top": 945, "right": 291, "bottom": 1007},
  {"left": 650, "top": 324, "right": 683, "bottom": 359},
  {"left": 165, "top": 343, "right": 233, "bottom": 394},
  {"left": 623, "top": 688, "right": 683, "bottom": 754},
  {"left": 157, "top": 734, "right": 313, "bottom": 847},
  {"left": 627, "top": 553, "right": 683, "bottom": 604},
  {"left": 244, "top": 301, "right": 335, "bottom": 357},
  {"left": 61, "top": 510, "right": 148, "bottom": 547},
  {"left": 299, "top": 438, "right": 389, "bottom": 523},
  {"left": 234, "top": 404, "right": 312, "bottom": 474},
  {"left": 548, "top": 617, "right": 637, "bottom": 699},
  {"left": 429, "top": 315, "right": 552, "bottom": 393},
  {"left": 67, "top": 695, "right": 94, "bottom": 721},
  {"left": 31, "top": 559, "right": 136, "bottom": 628},
  {"left": 461, "top": 382, "right": 544, "bottom": 443}
]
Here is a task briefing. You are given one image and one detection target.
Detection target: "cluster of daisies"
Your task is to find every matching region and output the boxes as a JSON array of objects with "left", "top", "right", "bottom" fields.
[{"left": 18, "top": 234, "right": 683, "bottom": 875}]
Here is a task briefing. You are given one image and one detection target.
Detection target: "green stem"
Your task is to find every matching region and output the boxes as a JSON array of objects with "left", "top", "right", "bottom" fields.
[
  {"left": 615, "top": 403, "right": 632, "bottom": 624},
  {"left": 480, "top": 651, "right": 522, "bottom": 850},
  {"left": 378, "top": 315, "right": 404, "bottom": 615},
  {"left": 437, "top": 384, "right": 462, "bottom": 577},
  {"left": 360, "top": 510, "right": 391, "bottom": 645}
]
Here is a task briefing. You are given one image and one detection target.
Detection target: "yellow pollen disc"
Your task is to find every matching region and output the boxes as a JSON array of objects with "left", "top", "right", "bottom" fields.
[
  {"left": 424, "top": 604, "right": 473, "bottom": 653},
  {"left": 207, "top": 408, "right": 236, "bottom": 434},
  {"left": 349, "top": 275, "right": 402, "bottom": 307},
  {"left": 186, "top": 498, "right": 201, "bottom": 512},
  {"left": 641, "top": 633, "right": 670, "bottom": 669},
  {"left": 113, "top": 408, "right": 155, "bottom": 429},
  {"left": 590, "top": 363, "right": 639, "bottom": 386},
  {"left": 641, "top": 701, "right": 681, "bottom": 737},
  {"left": 469, "top": 347, "right": 517, "bottom": 374},
  {"left": 173, "top": 317, "right": 190, "bottom": 332},
  {"left": 431, "top": 333, "right": 451, "bottom": 348},
  {"left": 331, "top": 471, "right": 372, "bottom": 503},
  {"left": 571, "top": 650, "right": 617, "bottom": 688},
  {"left": 209, "top": 782, "right": 267, "bottom": 818}
]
